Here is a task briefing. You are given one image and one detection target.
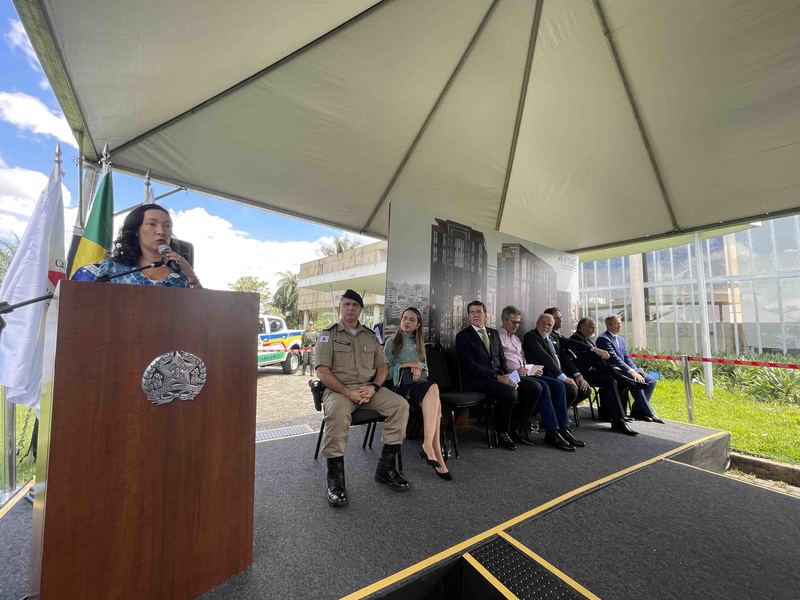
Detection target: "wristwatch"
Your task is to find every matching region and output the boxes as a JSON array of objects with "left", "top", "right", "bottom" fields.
[{"left": 369, "top": 383, "right": 381, "bottom": 392}]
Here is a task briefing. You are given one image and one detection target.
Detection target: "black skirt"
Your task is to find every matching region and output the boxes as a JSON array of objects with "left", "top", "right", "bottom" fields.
[{"left": 395, "top": 380, "right": 435, "bottom": 410}]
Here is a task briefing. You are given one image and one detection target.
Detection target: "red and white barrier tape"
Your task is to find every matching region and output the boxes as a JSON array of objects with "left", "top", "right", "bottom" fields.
[{"left": 629, "top": 353, "right": 800, "bottom": 370}]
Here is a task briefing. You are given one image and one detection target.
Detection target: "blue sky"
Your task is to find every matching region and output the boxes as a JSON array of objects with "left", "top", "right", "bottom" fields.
[{"left": 0, "top": 3, "right": 373, "bottom": 291}]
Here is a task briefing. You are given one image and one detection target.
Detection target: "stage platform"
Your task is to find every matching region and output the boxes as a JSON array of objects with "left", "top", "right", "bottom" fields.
[{"left": 1, "top": 412, "right": 798, "bottom": 599}]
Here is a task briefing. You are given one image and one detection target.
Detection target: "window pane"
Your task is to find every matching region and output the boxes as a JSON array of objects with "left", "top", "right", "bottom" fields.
[
  {"left": 750, "top": 224, "right": 775, "bottom": 274},
  {"left": 781, "top": 278, "right": 800, "bottom": 355},
  {"left": 609, "top": 257, "right": 625, "bottom": 286},
  {"left": 773, "top": 217, "right": 800, "bottom": 273},
  {"left": 672, "top": 245, "right": 691, "bottom": 281},
  {"left": 596, "top": 259, "right": 610, "bottom": 287},
  {"left": 706, "top": 237, "right": 726, "bottom": 278},
  {"left": 582, "top": 261, "right": 595, "bottom": 288},
  {"left": 730, "top": 231, "right": 752, "bottom": 276},
  {"left": 754, "top": 279, "right": 781, "bottom": 353},
  {"left": 644, "top": 252, "right": 656, "bottom": 283}
]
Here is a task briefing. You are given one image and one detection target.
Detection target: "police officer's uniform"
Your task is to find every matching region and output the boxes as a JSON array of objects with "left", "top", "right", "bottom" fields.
[
  {"left": 314, "top": 320, "right": 408, "bottom": 458},
  {"left": 300, "top": 327, "right": 318, "bottom": 375}
]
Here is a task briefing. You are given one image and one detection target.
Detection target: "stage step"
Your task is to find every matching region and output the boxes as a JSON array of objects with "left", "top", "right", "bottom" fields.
[{"left": 464, "top": 536, "right": 584, "bottom": 599}]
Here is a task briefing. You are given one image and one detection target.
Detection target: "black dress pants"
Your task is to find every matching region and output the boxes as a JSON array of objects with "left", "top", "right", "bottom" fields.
[
  {"left": 469, "top": 378, "right": 539, "bottom": 433},
  {"left": 581, "top": 370, "right": 625, "bottom": 422}
]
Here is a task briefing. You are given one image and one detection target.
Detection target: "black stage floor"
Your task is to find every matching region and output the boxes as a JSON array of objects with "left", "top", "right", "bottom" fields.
[{"left": 1, "top": 414, "right": 797, "bottom": 599}]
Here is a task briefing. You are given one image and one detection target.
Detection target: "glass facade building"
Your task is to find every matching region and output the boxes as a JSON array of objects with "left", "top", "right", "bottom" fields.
[{"left": 579, "top": 215, "right": 800, "bottom": 356}]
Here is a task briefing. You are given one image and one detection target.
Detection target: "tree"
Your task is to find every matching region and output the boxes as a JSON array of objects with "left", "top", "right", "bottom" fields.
[
  {"left": 0, "top": 233, "right": 20, "bottom": 286},
  {"left": 272, "top": 271, "right": 300, "bottom": 327},
  {"left": 228, "top": 275, "right": 272, "bottom": 315},
  {"left": 318, "top": 234, "right": 361, "bottom": 257}
]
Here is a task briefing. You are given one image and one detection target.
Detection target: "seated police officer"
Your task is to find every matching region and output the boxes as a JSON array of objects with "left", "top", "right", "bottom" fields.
[{"left": 315, "top": 289, "right": 410, "bottom": 507}]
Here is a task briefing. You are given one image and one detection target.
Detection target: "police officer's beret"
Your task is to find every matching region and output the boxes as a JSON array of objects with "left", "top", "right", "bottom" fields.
[{"left": 341, "top": 289, "right": 364, "bottom": 308}]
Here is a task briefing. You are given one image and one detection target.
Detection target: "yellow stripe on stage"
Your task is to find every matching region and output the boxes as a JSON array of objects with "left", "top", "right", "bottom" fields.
[{"left": 462, "top": 552, "right": 519, "bottom": 599}]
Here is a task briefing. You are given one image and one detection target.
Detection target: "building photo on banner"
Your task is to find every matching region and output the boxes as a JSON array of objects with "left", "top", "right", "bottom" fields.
[{"left": 385, "top": 198, "right": 578, "bottom": 348}]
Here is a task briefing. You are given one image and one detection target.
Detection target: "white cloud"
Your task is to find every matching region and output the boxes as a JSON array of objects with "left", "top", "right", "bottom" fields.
[
  {"left": 6, "top": 19, "right": 49, "bottom": 89},
  {"left": 0, "top": 161, "right": 75, "bottom": 243},
  {"left": 166, "top": 207, "right": 340, "bottom": 293},
  {"left": 0, "top": 92, "right": 76, "bottom": 148}
]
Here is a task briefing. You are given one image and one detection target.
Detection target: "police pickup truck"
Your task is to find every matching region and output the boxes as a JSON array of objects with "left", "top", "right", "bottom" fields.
[{"left": 258, "top": 315, "right": 303, "bottom": 373}]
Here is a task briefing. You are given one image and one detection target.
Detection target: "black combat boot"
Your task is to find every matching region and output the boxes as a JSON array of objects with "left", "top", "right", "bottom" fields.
[
  {"left": 374, "top": 444, "right": 411, "bottom": 492},
  {"left": 326, "top": 456, "right": 348, "bottom": 507}
]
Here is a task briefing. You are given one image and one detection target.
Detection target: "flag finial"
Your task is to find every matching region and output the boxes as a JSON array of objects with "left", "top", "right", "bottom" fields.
[
  {"left": 101, "top": 142, "right": 110, "bottom": 168},
  {"left": 54, "top": 142, "right": 62, "bottom": 165}
]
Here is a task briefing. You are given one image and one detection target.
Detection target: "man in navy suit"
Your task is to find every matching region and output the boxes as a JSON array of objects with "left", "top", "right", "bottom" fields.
[
  {"left": 596, "top": 315, "right": 664, "bottom": 423},
  {"left": 455, "top": 300, "right": 539, "bottom": 450}
]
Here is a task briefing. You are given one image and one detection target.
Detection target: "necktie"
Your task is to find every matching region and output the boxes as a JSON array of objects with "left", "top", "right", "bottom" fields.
[
  {"left": 479, "top": 328, "right": 490, "bottom": 351},
  {"left": 546, "top": 336, "right": 561, "bottom": 368}
]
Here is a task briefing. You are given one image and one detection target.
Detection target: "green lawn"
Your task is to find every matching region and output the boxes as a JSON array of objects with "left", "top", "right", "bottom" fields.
[
  {"left": 651, "top": 379, "right": 800, "bottom": 465},
  {"left": 0, "top": 395, "right": 36, "bottom": 485}
]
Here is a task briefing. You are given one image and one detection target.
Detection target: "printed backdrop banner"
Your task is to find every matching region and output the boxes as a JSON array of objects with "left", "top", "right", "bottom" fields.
[{"left": 385, "top": 200, "right": 578, "bottom": 350}]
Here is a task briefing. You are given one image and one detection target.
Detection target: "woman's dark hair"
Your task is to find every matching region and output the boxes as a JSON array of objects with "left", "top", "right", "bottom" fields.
[
  {"left": 392, "top": 307, "right": 426, "bottom": 362},
  {"left": 111, "top": 204, "right": 175, "bottom": 266}
]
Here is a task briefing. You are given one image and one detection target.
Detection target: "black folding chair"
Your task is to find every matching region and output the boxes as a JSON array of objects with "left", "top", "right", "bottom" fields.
[
  {"left": 426, "top": 345, "right": 493, "bottom": 458},
  {"left": 309, "top": 380, "right": 386, "bottom": 460}
]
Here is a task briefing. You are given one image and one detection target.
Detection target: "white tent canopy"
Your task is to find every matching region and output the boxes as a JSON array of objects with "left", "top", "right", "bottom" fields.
[{"left": 17, "top": 0, "right": 800, "bottom": 252}]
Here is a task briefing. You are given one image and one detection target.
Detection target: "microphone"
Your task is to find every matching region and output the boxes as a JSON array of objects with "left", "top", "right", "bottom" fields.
[{"left": 158, "top": 244, "right": 182, "bottom": 276}]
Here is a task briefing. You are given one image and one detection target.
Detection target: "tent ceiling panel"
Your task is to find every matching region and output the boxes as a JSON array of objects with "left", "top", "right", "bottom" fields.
[
  {"left": 605, "top": 0, "right": 800, "bottom": 230},
  {"left": 112, "top": 0, "right": 493, "bottom": 236},
  {"left": 43, "top": 0, "right": 380, "bottom": 148},
  {"left": 386, "top": 0, "right": 535, "bottom": 234},
  {"left": 19, "top": 0, "right": 800, "bottom": 252},
  {"left": 500, "top": 0, "right": 671, "bottom": 250}
]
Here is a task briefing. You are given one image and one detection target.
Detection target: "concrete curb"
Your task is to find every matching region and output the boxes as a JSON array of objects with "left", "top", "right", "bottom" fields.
[{"left": 730, "top": 452, "right": 800, "bottom": 487}]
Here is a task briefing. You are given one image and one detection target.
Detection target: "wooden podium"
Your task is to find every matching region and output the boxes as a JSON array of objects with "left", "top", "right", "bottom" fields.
[{"left": 30, "top": 282, "right": 258, "bottom": 599}]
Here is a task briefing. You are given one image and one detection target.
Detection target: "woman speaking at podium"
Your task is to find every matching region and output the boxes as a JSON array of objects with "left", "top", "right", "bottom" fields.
[{"left": 72, "top": 204, "right": 201, "bottom": 288}]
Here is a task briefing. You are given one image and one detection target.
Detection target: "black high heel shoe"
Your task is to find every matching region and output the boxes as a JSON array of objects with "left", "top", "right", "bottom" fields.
[
  {"left": 435, "top": 469, "right": 453, "bottom": 481},
  {"left": 419, "top": 449, "right": 441, "bottom": 469}
]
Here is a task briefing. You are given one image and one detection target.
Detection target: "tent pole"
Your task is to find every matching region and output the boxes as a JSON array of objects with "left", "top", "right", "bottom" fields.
[{"left": 694, "top": 233, "right": 714, "bottom": 397}]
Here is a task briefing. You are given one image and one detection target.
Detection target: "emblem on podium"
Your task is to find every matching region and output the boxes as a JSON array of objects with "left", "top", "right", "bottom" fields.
[{"left": 142, "top": 350, "right": 207, "bottom": 405}]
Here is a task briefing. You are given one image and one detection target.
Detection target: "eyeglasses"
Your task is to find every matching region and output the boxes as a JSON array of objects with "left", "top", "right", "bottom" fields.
[{"left": 510, "top": 320, "right": 522, "bottom": 326}]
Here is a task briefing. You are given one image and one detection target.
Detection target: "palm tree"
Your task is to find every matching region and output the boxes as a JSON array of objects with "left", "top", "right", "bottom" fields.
[{"left": 273, "top": 271, "right": 300, "bottom": 327}]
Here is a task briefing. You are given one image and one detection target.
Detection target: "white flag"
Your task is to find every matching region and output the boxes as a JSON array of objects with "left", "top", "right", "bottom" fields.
[{"left": 0, "top": 156, "right": 66, "bottom": 408}]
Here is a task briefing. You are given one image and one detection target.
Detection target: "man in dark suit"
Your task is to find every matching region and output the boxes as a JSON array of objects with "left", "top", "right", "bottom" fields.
[
  {"left": 570, "top": 318, "right": 638, "bottom": 435},
  {"left": 596, "top": 315, "right": 663, "bottom": 423},
  {"left": 523, "top": 312, "right": 586, "bottom": 410},
  {"left": 455, "top": 300, "right": 539, "bottom": 450}
]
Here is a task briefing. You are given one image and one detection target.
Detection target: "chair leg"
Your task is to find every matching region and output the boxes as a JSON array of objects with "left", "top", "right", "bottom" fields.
[
  {"left": 589, "top": 389, "right": 596, "bottom": 421},
  {"left": 572, "top": 403, "right": 581, "bottom": 428},
  {"left": 362, "top": 423, "right": 371, "bottom": 449},
  {"left": 369, "top": 421, "right": 379, "bottom": 447},
  {"left": 486, "top": 404, "right": 498, "bottom": 449},
  {"left": 314, "top": 420, "right": 325, "bottom": 460},
  {"left": 450, "top": 408, "right": 461, "bottom": 459}
]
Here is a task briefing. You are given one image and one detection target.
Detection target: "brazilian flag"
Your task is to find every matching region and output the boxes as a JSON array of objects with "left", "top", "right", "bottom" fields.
[{"left": 68, "top": 172, "right": 114, "bottom": 277}]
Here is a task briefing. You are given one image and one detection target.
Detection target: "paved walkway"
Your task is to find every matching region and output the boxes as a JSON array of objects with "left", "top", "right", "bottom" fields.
[{"left": 256, "top": 367, "right": 321, "bottom": 432}]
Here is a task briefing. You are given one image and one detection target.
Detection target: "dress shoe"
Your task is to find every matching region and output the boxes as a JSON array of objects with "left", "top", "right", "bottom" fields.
[
  {"left": 611, "top": 420, "right": 639, "bottom": 436},
  {"left": 511, "top": 428, "right": 536, "bottom": 446},
  {"left": 419, "top": 448, "right": 441, "bottom": 469},
  {"left": 623, "top": 416, "right": 634, "bottom": 422},
  {"left": 326, "top": 457, "right": 348, "bottom": 507},
  {"left": 631, "top": 413, "right": 653, "bottom": 422},
  {"left": 559, "top": 428, "right": 585, "bottom": 448},
  {"left": 543, "top": 430, "right": 575, "bottom": 452},
  {"left": 435, "top": 469, "right": 453, "bottom": 481},
  {"left": 497, "top": 432, "right": 517, "bottom": 450},
  {"left": 375, "top": 444, "right": 411, "bottom": 492},
  {"left": 650, "top": 416, "right": 665, "bottom": 424}
]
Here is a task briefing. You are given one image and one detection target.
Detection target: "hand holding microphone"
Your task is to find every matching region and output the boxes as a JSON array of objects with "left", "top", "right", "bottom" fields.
[{"left": 158, "top": 244, "right": 182, "bottom": 276}]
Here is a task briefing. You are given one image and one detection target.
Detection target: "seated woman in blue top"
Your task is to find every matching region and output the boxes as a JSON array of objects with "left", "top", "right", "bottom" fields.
[
  {"left": 73, "top": 204, "right": 200, "bottom": 288},
  {"left": 384, "top": 307, "right": 451, "bottom": 480}
]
